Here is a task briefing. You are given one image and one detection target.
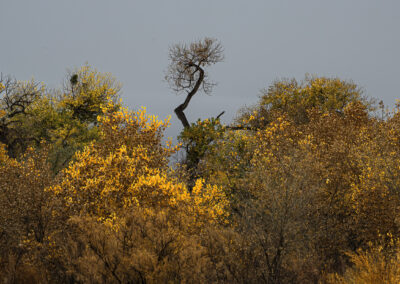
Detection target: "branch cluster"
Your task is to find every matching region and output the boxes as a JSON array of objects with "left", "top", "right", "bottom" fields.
[
  {"left": 166, "top": 38, "right": 223, "bottom": 95},
  {"left": 0, "top": 75, "right": 41, "bottom": 123}
]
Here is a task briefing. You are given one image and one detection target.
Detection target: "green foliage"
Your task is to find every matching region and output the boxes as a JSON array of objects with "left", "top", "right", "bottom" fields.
[
  {"left": 0, "top": 65, "right": 121, "bottom": 172},
  {"left": 179, "top": 117, "right": 225, "bottom": 170}
]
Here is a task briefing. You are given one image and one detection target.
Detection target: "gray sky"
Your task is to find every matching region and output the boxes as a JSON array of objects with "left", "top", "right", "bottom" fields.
[{"left": 1, "top": 0, "right": 399, "bottom": 140}]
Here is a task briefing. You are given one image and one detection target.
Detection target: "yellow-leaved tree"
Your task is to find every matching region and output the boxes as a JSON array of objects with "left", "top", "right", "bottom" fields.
[
  {"left": 0, "top": 144, "right": 63, "bottom": 283},
  {"left": 50, "top": 103, "right": 229, "bottom": 283},
  {"left": 0, "top": 66, "right": 122, "bottom": 172}
]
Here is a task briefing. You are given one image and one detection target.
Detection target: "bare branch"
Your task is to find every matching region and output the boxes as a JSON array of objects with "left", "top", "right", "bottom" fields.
[
  {"left": 216, "top": 111, "right": 225, "bottom": 119},
  {"left": 0, "top": 75, "right": 42, "bottom": 157},
  {"left": 166, "top": 38, "right": 224, "bottom": 128}
]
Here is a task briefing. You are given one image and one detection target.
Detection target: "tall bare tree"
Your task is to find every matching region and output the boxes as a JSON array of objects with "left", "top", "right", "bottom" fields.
[{"left": 166, "top": 38, "right": 224, "bottom": 128}]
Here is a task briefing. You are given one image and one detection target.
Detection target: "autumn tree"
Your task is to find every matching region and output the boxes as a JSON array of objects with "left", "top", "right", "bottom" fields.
[
  {"left": 0, "top": 144, "right": 66, "bottom": 282},
  {"left": 197, "top": 77, "right": 388, "bottom": 282},
  {"left": 0, "top": 76, "right": 44, "bottom": 157},
  {"left": 49, "top": 65, "right": 121, "bottom": 171},
  {"left": 0, "top": 65, "right": 121, "bottom": 172},
  {"left": 49, "top": 103, "right": 229, "bottom": 282},
  {"left": 166, "top": 38, "right": 224, "bottom": 188},
  {"left": 347, "top": 102, "right": 400, "bottom": 249},
  {"left": 236, "top": 76, "right": 370, "bottom": 129},
  {"left": 59, "top": 65, "right": 121, "bottom": 124}
]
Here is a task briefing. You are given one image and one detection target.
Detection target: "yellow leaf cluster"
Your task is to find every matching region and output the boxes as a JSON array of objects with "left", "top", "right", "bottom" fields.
[
  {"left": 51, "top": 106, "right": 228, "bottom": 229},
  {"left": 59, "top": 65, "right": 121, "bottom": 122}
]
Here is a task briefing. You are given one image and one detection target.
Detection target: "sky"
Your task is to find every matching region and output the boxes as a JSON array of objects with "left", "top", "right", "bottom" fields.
[{"left": 1, "top": 0, "right": 399, "bottom": 140}]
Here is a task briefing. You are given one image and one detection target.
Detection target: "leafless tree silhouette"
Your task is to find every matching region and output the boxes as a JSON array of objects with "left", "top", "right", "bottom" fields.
[{"left": 166, "top": 38, "right": 224, "bottom": 128}]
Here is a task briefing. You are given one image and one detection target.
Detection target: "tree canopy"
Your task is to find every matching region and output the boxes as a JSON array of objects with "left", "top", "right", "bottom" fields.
[{"left": 1, "top": 40, "right": 400, "bottom": 283}]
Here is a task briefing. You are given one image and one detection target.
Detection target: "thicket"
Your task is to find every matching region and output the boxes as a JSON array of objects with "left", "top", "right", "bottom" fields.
[{"left": 1, "top": 46, "right": 400, "bottom": 283}]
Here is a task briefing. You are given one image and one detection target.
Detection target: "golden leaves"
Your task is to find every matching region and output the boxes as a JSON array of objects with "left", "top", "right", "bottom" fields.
[
  {"left": 53, "top": 104, "right": 228, "bottom": 230},
  {"left": 60, "top": 65, "right": 121, "bottom": 122}
]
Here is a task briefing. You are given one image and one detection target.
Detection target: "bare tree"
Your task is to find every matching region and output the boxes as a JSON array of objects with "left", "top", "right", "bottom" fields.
[
  {"left": 166, "top": 38, "right": 224, "bottom": 128},
  {"left": 0, "top": 75, "right": 42, "bottom": 157}
]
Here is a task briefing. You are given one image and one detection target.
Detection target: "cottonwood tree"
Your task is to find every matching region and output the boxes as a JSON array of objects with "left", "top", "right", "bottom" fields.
[
  {"left": 166, "top": 38, "right": 224, "bottom": 187},
  {"left": 235, "top": 76, "right": 370, "bottom": 129},
  {"left": 49, "top": 104, "right": 229, "bottom": 283}
]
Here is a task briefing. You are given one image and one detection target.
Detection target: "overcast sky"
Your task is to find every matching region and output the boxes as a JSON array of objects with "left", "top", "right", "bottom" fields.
[{"left": 1, "top": 0, "right": 399, "bottom": 140}]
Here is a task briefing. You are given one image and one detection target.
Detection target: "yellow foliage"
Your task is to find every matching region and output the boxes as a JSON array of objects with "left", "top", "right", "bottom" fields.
[
  {"left": 325, "top": 243, "right": 400, "bottom": 284},
  {"left": 51, "top": 106, "right": 228, "bottom": 229},
  {"left": 0, "top": 144, "right": 61, "bottom": 281},
  {"left": 60, "top": 65, "right": 121, "bottom": 122}
]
